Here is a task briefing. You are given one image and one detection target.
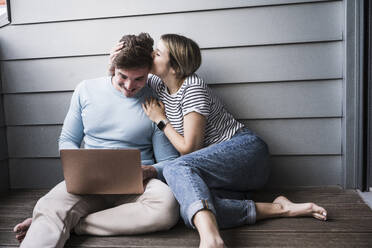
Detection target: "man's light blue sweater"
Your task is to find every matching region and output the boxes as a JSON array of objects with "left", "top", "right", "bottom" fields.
[{"left": 59, "top": 76, "right": 178, "bottom": 178}]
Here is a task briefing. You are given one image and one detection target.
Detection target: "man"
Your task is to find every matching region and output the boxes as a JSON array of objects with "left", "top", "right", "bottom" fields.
[{"left": 14, "top": 33, "right": 180, "bottom": 247}]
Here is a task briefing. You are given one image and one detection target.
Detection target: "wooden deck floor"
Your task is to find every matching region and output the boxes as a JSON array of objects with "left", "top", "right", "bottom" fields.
[{"left": 1, "top": 187, "right": 372, "bottom": 247}]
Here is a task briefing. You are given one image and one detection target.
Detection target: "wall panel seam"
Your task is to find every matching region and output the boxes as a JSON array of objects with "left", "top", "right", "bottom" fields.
[
  {"left": 0, "top": 40, "right": 344, "bottom": 62},
  {"left": 1, "top": 77, "right": 344, "bottom": 95},
  {"left": 4, "top": 117, "right": 343, "bottom": 128}
]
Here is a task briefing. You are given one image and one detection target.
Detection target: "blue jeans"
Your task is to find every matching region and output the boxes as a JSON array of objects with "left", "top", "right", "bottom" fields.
[{"left": 162, "top": 127, "right": 270, "bottom": 229}]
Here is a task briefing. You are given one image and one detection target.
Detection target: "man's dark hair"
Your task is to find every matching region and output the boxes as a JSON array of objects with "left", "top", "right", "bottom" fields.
[{"left": 113, "top": 33, "right": 154, "bottom": 70}]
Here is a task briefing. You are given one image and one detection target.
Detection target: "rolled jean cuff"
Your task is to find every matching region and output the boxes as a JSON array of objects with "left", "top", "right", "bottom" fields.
[
  {"left": 246, "top": 200, "right": 256, "bottom": 225},
  {"left": 186, "top": 199, "right": 217, "bottom": 229}
]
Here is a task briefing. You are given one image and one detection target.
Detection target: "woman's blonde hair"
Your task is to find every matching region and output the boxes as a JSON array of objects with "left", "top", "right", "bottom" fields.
[{"left": 160, "top": 34, "right": 201, "bottom": 79}]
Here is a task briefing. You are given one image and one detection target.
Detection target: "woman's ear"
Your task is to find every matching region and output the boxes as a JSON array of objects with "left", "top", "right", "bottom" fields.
[{"left": 170, "top": 67, "right": 177, "bottom": 77}]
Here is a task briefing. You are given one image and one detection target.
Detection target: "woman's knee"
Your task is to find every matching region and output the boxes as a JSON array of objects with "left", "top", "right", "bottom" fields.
[{"left": 163, "top": 162, "right": 200, "bottom": 182}]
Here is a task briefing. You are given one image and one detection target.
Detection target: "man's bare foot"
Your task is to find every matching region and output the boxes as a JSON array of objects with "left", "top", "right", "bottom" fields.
[
  {"left": 273, "top": 196, "right": 327, "bottom": 221},
  {"left": 13, "top": 218, "right": 32, "bottom": 243}
]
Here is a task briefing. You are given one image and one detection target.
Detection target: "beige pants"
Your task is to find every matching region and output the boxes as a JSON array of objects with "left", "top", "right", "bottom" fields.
[{"left": 21, "top": 179, "right": 179, "bottom": 248}]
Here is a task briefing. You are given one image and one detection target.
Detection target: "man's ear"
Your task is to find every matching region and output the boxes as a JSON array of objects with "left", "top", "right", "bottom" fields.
[{"left": 109, "top": 65, "right": 116, "bottom": 77}]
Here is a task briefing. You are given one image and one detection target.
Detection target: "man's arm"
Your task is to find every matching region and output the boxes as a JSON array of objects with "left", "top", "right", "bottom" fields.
[
  {"left": 58, "top": 83, "right": 84, "bottom": 150},
  {"left": 150, "top": 124, "right": 180, "bottom": 182}
]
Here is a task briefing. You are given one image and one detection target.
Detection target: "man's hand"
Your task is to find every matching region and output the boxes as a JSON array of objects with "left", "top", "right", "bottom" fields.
[{"left": 141, "top": 165, "right": 158, "bottom": 182}]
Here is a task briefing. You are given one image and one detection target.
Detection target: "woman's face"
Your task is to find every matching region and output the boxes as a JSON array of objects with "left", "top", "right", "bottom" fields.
[{"left": 152, "top": 39, "right": 172, "bottom": 78}]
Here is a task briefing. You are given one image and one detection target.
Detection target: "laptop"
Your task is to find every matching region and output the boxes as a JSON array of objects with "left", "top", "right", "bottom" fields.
[{"left": 60, "top": 149, "right": 144, "bottom": 195}]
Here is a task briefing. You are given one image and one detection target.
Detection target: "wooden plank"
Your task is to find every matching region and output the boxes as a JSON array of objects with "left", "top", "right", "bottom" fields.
[
  {"left": 0, "top": 204, "right": 34, "bottom": 218},
  {"left": 199, "top": 42, "right": 342, "bottom": 85},
  {"left": 220, "top": 232, "right": 372, "bottom": 248},
  {"left": 66, "top": 232, "right": 372, "bottom": 248},
  {"left": 267, "top": 156, "right": 342, "bottom": 187},
  {"left": 245, "top": 217, "right": 372, "bottom": 232},
  {"left": 0, "top": 217, "right": 26, "bottom": 231},
  {"left": 6, "top": 119, "right": 341, "bottom": 158},
  {"left": 2, "top": 42, "right": 343, "bottom": 94},
  {"left": 211, "top": 80, "right": 342, "bottom": 119},
  {"left": 0, "top": 2, "right": 342, "bottom": 60},
  {"left": 10, "top": 0, "right": 334, "bottom": 24},
  {"left": 1, "top": 56, "right": 107, "bottom": 93},
  {"left": 0, "top": 191, "right": 45, "bottom": 209},
  {"left": 251, "top": 190, "right": 365, "bottom": 204},
  {"left": 1, "top": 199, "right": 370, "bottom": 220},
  {"left": 3, "top": 189, "right": 47, "bottom": 198},
  {"left": 4, "top": 80, "right": 342, "bottom": 125},
  {"left": 243, "top": 118, "right": 341, "bottom": 155},
  {"left": 9, "top": 159, "right": 63, "bottom": 189},
  {"left": 7, "top": 126, "right": 61, "bottom": 158},
  {"left": 1, "top": 189, "right": 363, "bottom": 206},
  {"left": 2, "top": 226, "right": 372, "bottom": 247},
  {"left": 7, "top": 156, "right": 341, "bottom": 189},
  {"left": 1, "top": 188, "right": 371, "bottom": 248},
  {"left": 4, "top": 92, "right": 71, "bottom": 125}
]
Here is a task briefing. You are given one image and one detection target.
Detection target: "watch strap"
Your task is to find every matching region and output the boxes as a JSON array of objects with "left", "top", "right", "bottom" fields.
[{"left": 157, "top": 119, "right": 169, "bottom": 131}]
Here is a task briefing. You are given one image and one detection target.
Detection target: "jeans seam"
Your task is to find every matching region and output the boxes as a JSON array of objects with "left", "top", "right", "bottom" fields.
[{"left": 182, "top": 164, "right": 218, "bottom": 228}]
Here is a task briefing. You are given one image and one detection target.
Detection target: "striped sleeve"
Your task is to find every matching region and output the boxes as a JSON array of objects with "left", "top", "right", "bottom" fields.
[
  {"left": 147, "top": 74, "right": 162, "bottom": 94},
  {"left": 182, "top": 83, "right": 210, "bottom": 117}
]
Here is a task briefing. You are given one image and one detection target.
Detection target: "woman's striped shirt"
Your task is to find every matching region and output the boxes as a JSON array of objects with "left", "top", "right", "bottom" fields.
[{"left": 148, "top": 74, "right": 244, "bottom": 147}]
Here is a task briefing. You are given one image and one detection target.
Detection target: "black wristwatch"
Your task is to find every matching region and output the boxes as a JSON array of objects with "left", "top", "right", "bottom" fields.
[{"left": 157, "top": 119, "right": 170, "bottom": 131}]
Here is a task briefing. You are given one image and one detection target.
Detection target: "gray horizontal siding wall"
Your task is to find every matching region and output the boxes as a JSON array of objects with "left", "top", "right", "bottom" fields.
[{"left": 0, "top": 0, "right": 344, "bottom": 188}]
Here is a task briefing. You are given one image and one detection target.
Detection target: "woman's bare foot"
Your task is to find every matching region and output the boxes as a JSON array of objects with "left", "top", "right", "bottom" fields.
[
  {"left": 13, "top": 218, "right": 32, "bottom": 243},
  {"left": 194, "top": 210, "right": 225, "bottom": 248},
  {"left": 273, "top": 196, "right": 327, "bottom": 221},
  {"left": 199, "top": 237, "right": 225, "bottom": 248}
]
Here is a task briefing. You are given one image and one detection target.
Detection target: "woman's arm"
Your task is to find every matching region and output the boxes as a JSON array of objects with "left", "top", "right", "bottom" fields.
[
  {"left": 142, "top": 98, "right": 206, "bottom": 155},
  {"left": 164, "top": 112, "right": 206, "bottom": 155},
  {"left": 108, "top": 41, "right": 124, "bottom": 76}
]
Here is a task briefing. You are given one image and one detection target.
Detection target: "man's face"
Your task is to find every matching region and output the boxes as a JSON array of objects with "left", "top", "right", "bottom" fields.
[{"left": 112, "top": 67, "right": 150, "bottom": 97}]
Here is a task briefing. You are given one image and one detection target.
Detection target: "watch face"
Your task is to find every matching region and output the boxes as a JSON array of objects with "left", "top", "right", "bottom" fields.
[{"left": 157, "top": 121, "right": 166, "bottom": 131}]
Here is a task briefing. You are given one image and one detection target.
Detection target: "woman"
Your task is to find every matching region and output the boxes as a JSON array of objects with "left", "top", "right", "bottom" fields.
[{"left": 140, "top": 34, "right": 327, "bottom": 248}]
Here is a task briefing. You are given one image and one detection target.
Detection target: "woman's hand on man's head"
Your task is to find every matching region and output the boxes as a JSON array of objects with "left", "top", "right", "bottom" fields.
[{"left": 108, "top": 41, "right": 124, "bottom": 76}]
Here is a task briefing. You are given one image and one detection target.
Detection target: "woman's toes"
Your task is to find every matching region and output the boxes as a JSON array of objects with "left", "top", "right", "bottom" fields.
[
  {"left": 313, "top": 205, "right": 327, "bottom": 215},
  {"left": 313, "top": 212, "right": 327, "bottom": 221},
  {"left": 310, "top": 204, "right": 327, "bottom": 220}
]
